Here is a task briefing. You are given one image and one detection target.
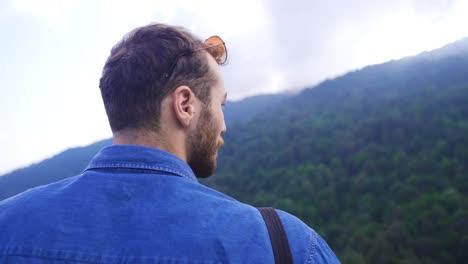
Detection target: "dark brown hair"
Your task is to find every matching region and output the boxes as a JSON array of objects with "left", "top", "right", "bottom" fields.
[{"left": 99, "top": 23, "right": 215, "bottom": 132}]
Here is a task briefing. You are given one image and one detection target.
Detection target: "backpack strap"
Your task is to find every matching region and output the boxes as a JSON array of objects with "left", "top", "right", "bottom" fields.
[{"left": 258, "top": 207, "right": 293, "bottom": 264}]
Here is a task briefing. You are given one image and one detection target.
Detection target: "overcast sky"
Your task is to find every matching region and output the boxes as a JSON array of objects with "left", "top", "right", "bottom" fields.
[{"left": 1, "top": 0, "right": 468, "bottom": 175}]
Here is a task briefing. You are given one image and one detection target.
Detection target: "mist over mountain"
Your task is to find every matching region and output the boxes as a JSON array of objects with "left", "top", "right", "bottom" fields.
[
  {"left": 2, "top": 37, "right": 468, "bottom": 263},
  {"left": 224, "top": 93, "right": 292, "bottom": 127}
]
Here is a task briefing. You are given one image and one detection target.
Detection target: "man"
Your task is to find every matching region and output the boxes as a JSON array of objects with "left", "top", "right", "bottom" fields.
[{"left": 0, "top": 23, "right": 340, "bottom": 263}]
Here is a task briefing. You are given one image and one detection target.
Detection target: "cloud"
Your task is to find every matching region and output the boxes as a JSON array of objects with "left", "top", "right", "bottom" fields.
[{"left": 220, "top": 0, "right": 468, "bottom": 98}]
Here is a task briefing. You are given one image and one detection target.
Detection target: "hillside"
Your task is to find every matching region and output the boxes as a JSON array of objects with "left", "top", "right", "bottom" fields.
[{"left": 2, "top": 37, "right": 468, "bottom": 263}]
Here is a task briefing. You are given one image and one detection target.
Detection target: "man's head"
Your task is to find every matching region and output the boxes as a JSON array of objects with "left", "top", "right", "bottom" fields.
[{"left": 99, "top": 23, "right": 227, "bottom": 178}]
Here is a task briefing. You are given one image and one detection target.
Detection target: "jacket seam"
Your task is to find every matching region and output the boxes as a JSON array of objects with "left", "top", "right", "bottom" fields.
[
  {"left": 0, "top": 247, "right": 220, "bottom": 264},
  {"left": 85, "top": 163, "right": 196, "bottom": 181},
  {"left": 306, "top": 229, "right": 318, "bottom": 264}
]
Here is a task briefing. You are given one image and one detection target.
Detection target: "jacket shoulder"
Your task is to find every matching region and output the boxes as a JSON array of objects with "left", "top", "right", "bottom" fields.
[{"left": 276, "top": 209, "right": 341, "bottom": 264}]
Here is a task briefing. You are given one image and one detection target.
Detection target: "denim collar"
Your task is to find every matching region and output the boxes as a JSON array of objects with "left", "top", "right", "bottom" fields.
[{"left": 84, "top": 144, "right": 197, "bottom": 182}]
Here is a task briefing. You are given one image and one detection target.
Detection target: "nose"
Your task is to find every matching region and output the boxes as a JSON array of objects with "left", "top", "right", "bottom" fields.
[{"left": 221, "top": 119, "right": 227, "bottom": 135}]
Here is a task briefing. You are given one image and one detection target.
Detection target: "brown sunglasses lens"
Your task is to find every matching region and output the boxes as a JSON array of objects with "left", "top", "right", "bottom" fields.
[{"left": 204, "top": 36, "right": 227, "bottom": 64}]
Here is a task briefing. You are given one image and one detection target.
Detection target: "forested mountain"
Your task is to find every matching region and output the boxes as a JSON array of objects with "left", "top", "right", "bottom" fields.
[{"left": 2, "top": 37, "right": 468, "bottom": 263}]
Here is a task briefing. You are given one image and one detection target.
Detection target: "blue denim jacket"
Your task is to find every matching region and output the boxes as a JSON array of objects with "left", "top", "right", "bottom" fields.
[{"left": 0, "top": 145, "right": 340, "bottom": 263}]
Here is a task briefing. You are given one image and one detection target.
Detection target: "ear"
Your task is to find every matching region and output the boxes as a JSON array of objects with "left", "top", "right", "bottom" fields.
[{"left": 172, "top": 86, "right": 197, "bottom": 128}]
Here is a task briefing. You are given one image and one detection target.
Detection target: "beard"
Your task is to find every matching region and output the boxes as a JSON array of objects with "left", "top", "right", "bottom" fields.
[{"left": 187, "top": 106, "right": 224, "bottom": 178}]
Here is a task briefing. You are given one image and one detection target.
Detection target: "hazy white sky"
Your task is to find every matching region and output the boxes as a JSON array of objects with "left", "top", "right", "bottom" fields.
[{"left": 1, "top": 0, "right": 468, "bottom": 175}]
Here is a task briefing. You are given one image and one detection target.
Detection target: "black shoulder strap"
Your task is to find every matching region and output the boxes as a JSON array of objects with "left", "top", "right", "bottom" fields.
[{"left": 258, "top": 207, "right": 293, "bottom": 264}]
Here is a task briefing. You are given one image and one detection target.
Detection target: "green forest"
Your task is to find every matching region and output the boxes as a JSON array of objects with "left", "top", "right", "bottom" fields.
[{"left": 1, "top": 38, "right": 468, "bottom": 263}]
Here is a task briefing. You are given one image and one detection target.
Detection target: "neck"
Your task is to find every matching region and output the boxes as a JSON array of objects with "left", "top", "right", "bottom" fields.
[{"left": 112, "top": 128, "right": 187, "bottom": 161}]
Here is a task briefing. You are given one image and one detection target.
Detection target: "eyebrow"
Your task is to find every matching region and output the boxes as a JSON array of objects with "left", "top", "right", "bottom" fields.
[{"left": 223, "top": 92, "right": 227, "bottom": 102}]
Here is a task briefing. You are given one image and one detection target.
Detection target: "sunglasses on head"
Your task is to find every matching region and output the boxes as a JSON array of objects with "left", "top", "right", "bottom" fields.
[{"left": 164, "top": 35, "right": 227, "bottom": 78}]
